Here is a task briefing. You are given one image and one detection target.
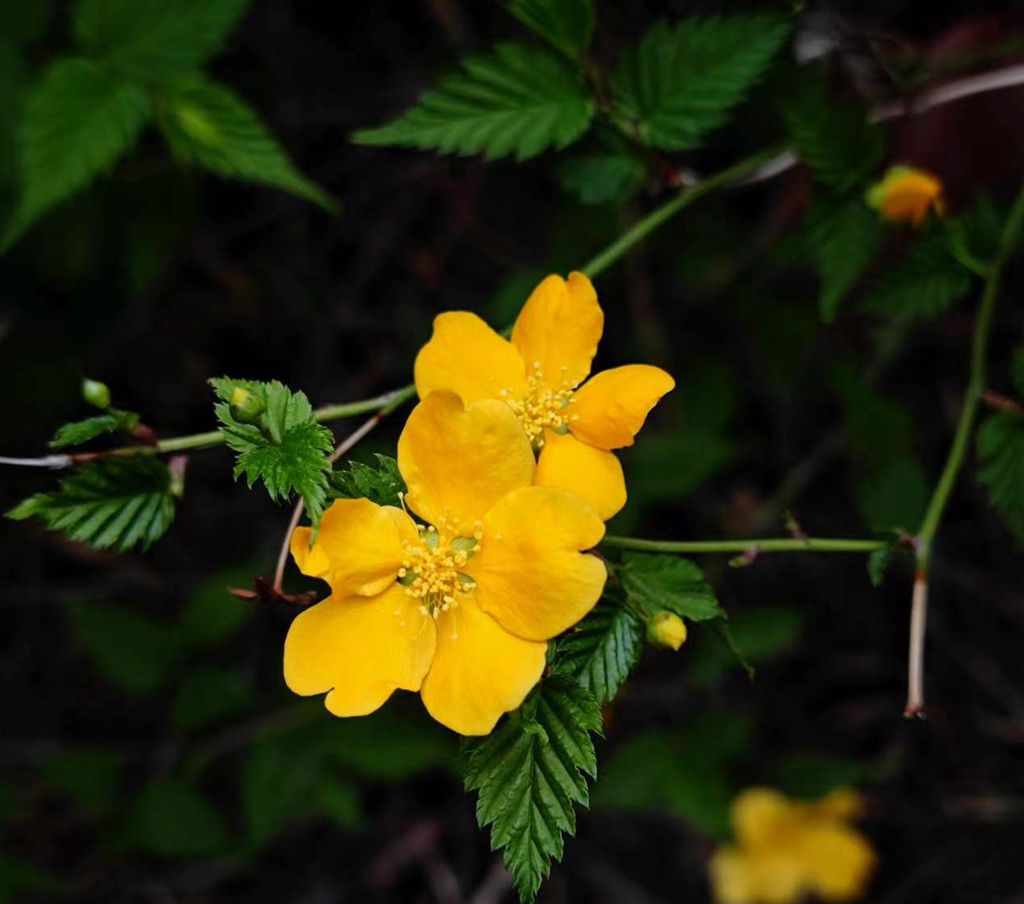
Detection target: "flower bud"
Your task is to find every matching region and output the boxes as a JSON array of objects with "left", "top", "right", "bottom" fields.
[
  {"left": 229, "top": 386, "right": 266, "bottom": 424},
  {"left": 81, "top": 378, "right": 111, "bottom": 410},
  {"left": 647, "top": 611, "right": 687, "bottom": 651}
]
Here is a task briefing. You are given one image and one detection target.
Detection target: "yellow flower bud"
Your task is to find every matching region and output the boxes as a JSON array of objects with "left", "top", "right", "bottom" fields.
[
  {"left": 81, "top": 378, "right": 111, "bottom": 410},
  {"left": 647, "top": 611, "right": 687, "bottom": 650},
  {"left": 865, "top": 165, "right": 945, "bottom": 227},
  {"left": 228, "top": 386, "right": 266, "bottom": 424}
]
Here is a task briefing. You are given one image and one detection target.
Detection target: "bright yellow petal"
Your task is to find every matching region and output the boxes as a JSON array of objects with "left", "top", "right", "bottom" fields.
[
  {"left": 815, "top": 788, "right": 866, "bottom": 821},
  {"left": 414, "top": 311, "right": 527, "bottom": 403},
  {"left": 290, "top": 499, "right": 418, "bottom": 596},
  {"left": 798, "top": 823, "right": 876, "bottom": 901},
  {"left": 512, "top": 272, "right": 603, "bottom": 388},
  {"left": 468, "top": 485, "right": 606, "bottom": 641},
  {"left": 420, "top": 596, "right": 546, "bottom": 735},
  {"left": 570, "top": 364, "right": 675, "bottom": 450},
  {"left": 535, "top": 431, "right": 626, "bottom": 520},
  {"left": 709, "top": 846, "right": 758, "bottom": 904},
  {"left": 283, "top": 584, "right": 436, "bottom": 717},
  {"left": 397, "top": 391, "right": 535, "bottom": 527},
  {"left": 732, "top": 788, "right": 798, "bottom": 850}
]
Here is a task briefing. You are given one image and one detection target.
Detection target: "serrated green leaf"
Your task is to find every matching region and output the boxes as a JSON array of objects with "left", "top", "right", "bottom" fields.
[
  {"left": 554, "top": 601, "right": 643, "bottom": 702},
  {"left": 354, "top": 43, "right": 594, "bottom": 162},
  {"left": 158, "top": 79, "right": 334, "bottom": 210},
  {"left": 783, "top": 74, "right": 883, "bottom": 192},
  {"left": 211, "top": 378, "right": 334, "bottom": 522},
  {"left": 127, "top": 780, "right": 230, "bottom": 858},
  {"left": 8, "top": 457, "right": 176, "bottom": 552},
  {"left": 557, "top": 152, "right": 646, "bottom": 205},
  {"left": 620, "top": 553, "right": 722, "bottom": 621},
  {"left": 49, "top": 409, "right": 139, "bottom": 449},
  {"left": 610, "top": 16, "right": 789, "bottom": 151},
  {"left": 329, "top": 454, "right": 405, "bottom": 507},
  {"left": 978, "top": 414, "right": 1024, "bottom": 545},
  {"left": 506, "top": 0, "right": 594, "bottom": 59},
  {"left": 861, "top": 230, "right": 972, "bottom": 319},
  {"left": 807, "top": 195, "right": 882, "bottom": 320},
  {"left": 3, "top": 58, "right": 148, "bottom": 248},
  {"left": 462, "top": 677, "right": 601, "bottom": 901},
  {"left": 71, "top": 603, "right": 176, "bottom": 695},
  {"left": 75, "top": 0, "right": 253, "bottom": 83}
]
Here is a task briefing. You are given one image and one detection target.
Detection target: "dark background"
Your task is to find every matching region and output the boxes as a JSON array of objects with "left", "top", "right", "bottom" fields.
[{"left": 2, "top": 1, "right": 1024, "bottom": 902}]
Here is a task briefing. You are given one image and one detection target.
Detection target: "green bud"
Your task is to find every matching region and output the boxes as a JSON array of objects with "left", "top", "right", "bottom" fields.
[
  {"left": 647, "top": 611, "right": 687, "bottom": 651},
  {"left": 228, "top": 386, "right": 266, "bottom": 424},
  {"left": 82, "top": 378, "right": 111, "bottom": 410}
]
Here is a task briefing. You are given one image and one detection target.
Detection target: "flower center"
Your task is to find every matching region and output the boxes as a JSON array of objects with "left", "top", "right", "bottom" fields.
[
  {"left": 398, "top": 518, "right": 481, "bottom": 618},
  {"left": 501, "top": 362, "right": 577, "bottom": 448}
]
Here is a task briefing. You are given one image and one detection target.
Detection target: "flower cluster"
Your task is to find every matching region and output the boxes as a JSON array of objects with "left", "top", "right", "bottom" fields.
[
  {"left": 710, "top": 788, "right": 877, "bottom": 904},
  {"left": 284, "top": 273, "right": 674, "bottom": 734}
]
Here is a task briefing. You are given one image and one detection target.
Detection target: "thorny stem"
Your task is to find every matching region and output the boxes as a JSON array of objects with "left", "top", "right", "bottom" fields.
[
  {"left": 601, "top": 536, "right": 888, "bottom": 554},
  {"left": 905, "top": 176, "right": 1024, "bottom": 718}
]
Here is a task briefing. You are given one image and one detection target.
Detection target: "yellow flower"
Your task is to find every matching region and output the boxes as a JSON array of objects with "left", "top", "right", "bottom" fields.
[
  {"left": 866, "top": 165, "right": 946, "bottom": 227},
  {"left": 710, "top": 788, "right": 876, "bottom": 904},
  {"left": 284, "top": 391, "right": 607, "bottom": 735},
  {"left": 414, "top": 272, "right": 675, "bottom": 520}
]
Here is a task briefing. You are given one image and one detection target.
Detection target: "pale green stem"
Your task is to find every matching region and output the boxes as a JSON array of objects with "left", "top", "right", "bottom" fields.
[{"left": 601, "top": 536, "right": 887, "bottom": 554}]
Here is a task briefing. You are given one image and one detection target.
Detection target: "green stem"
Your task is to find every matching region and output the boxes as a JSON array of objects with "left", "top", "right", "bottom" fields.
[
  {"left": 601, "top": 535, "right": 887, "bottom": 554},
  {"left": 916, "top": 177, "right": 1024, "bottom": 561},
  {"left": 581, "top": 147, "right": 783, "bottom": 279}
]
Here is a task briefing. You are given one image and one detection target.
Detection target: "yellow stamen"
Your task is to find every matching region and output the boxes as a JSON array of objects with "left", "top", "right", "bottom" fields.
[
  {"left": 502, "top": 363, "right": 577, "bottom": 448},
  {"left": 399, "top": 516, "right": 480, "bottom": 619}
]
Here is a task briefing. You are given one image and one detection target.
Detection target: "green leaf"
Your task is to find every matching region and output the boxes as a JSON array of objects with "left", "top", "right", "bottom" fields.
[
  {"left": 3, "top": 58, "right": 148, "bottom": 247},
  {"left": 211, "top": 378, "right": 334, "bottom": 523},
  {"left": 554, "top": 601, "right": 643, "bottom": 703},
  {"left": 75, "top": 0, "right": 253, "bottom": 83},
  {"left": 0, "top": 854, "right": 64, "bottom": 900},
  {"left": 242, "top": 739, "right": 323, "bottom": 848},
  {"left": 557, "top": 152, "right": 646, "bottom": 205},
  {"left": 8, "top": 457, "right": 176, "bottom": 552},
  {"left": 354, "top": 43, "right": 594, "bottom": 162},
  {"left": 71, "top": 603, "right": 176, "bottom": 695},
  {"left": 0, "top": 2, "right": 53, "bottom": 48},
  {"left": 861, "top": 231, "right": 972, "bottom": 319},
  {"left": 620, "top": 553, "right": 722, "bottom": 621},
  {"left": 316, "top": 776, "right": 362, "bottom": 830},
  {"left": 978, "top": 414, "right": 1024, "bottom": 545},
  {"left": 329, "top": 454, "right": 405, "bottom": 508},
  {"left": 325, "top": 708, "right": 457, "bottom": 780},
  {"left": 127, "top": 780, "right": 230, "bottom": 858},
  {"left": 49, "top": 410, "right": 139, "bottom": 449},
  {"left": 772, "top": 751, "right": 870, "bottom": 799},
  {"left": 172, "top": 666, "right": 253, "bottom": 733},
  {"left": 158, "top": 79, "right": 334, "bottom": 209},
  {"left": 506, "top": 0, "right": 594, "bottom": 59},
  {"left": 610, "top": 16, "right": 789, "bottom": 151},
  {"left": 830, "top": 360, "right": 914, "bottom": 465},
  {"left": 177, "top": 567, "right": 253, "bottom": 651},
  {"left": 462, "top": 677, "right": 601, "bottom": 902},
  {"left": 856, "top": 456, "right": 928, "bottom": 531},
  {"left": 783, "top": 74, "right": 883, "bottom": 192},
  {"left": 807, "top": 195, "right": 882, "bottom": 320},
  {"left": 40, "top": 749, "right": 122, "bottom": 815},
  {"left": 0, "top": 41, "right": 27, "bottom": 197},
  {"left": 867, "top": 544, "right": 899, "bottom": 587},
  {"left": 594, "top": 713, "right": 750, "bottom": 838},
  {"left": 1012, "top": 348, "right": 1024, "bottom": 399}
]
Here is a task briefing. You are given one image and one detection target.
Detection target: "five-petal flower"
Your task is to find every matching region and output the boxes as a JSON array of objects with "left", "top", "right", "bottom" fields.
[
  {"left": 414, "top": 271, "right": 675, "bottom": 520},
  {"left": 284, "top": 391, "right": 607, "bottom": 735}
]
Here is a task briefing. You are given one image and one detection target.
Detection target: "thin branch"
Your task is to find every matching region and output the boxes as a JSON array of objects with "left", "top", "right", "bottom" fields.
[
  {"left": 601, "top": 535, "right": 887, "bottom": 554},
  {"left": 904, "top": 567, "right": 929, "bottom": 719}
]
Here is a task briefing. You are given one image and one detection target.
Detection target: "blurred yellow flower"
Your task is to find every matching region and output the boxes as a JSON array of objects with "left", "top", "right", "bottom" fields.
[
  {"left": 414, "top": 272, "right": 675, "bottom": 520},
  {"left": 284, "top": 391, "right": 607, "bottom": 736},
  {"left": 710, "top": 787, "right": 876, "bottom": 904},
  {"left": 866, "top": 165, "right": 946, "bottom": 227}
]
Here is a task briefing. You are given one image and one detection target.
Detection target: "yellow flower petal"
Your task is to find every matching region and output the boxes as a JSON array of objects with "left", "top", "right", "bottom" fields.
[
  {"left": 283, "top": 584, "right": 436, "bottom": 717},
  {"left": 468, "top": 485, "right": 606, "bottom": 641},
  {"left": 570, "top": 364, "right": 675, "bottom": 450},
  {"left": 512, "top": 272, "right": 603, "bottom": 389},
  {"left": 866, "top": 165, "right": 945, "bottom": 227},
  {"left": 732, "top": 788, "right": 797, "bottom": 849},
  {"left": 420, "top": 596, "right": 546, "bottom": 735},
  {"left": 414, "top": 311, "right": 527, "bottom": 403},
  {"left": 535, "top": 430, "right": 626, "bottom": 520},
  {"left": 397, "top": 391, "right": 535, "bottom": 527},
  {"left": 290, "top": 498, "right": 418, "bottom": 596},
  {"left": 710, "top": 846, "right": 758, "bottom": 904},
  {"left": 798, "top": 823, "right": 877, "bottom": 901}
]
